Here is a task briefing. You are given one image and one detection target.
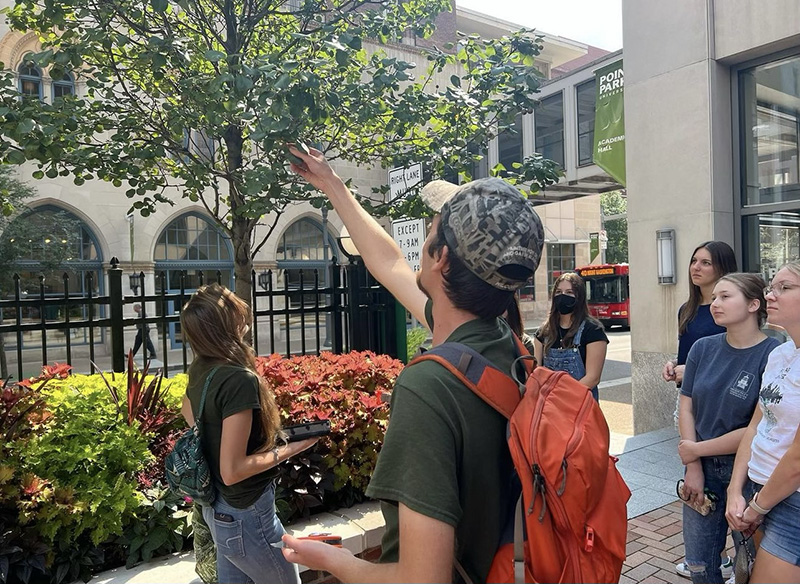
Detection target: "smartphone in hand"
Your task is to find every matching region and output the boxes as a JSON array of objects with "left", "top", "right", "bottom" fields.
[{"left": 283, "top": 419, "right": 331, "bottom": 442}]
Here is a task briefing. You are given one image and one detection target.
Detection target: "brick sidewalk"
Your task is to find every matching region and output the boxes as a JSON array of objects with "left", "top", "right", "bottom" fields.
[{"left": 623, "top": 500, "right": 734, "bottom": 584}]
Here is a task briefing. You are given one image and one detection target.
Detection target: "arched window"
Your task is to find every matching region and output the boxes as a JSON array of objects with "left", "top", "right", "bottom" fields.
[
  {"left": 4, "top": 205, "right": 103, "bottom": 348},
  {"left": 154, "top": 213, "right": 233, "bottom": 347},
  {"left": 52, "top": 72, "right": 75, "bottom": 99},
  {"left": 277, "top": 217, "right": 334, "bottom": 261},
  {"left": 154, "top": 213, "right": 233, "bottom": 288},
  {"left": 18, "top": 57, "right": 42, "bottom": 99},
  {"left": 276, "top": 218, "right": 337, "bottom": 307}
]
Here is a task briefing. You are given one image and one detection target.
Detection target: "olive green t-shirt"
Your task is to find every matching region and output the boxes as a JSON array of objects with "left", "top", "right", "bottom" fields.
[
  {"left": 186, "top": 358, "right": 276, "bottom": 508},
  {"left": 365, "top": 300, "right": 517, "bottom": 584}
]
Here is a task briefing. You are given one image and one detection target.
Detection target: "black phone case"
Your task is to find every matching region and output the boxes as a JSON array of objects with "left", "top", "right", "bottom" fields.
[{"left": 284, "top": 420, "right": 331, "bottom": 442}]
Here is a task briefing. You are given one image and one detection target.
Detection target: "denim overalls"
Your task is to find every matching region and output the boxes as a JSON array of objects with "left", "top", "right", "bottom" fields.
[{"left": 543, "top": 320, "right": 598, "bottom": 401}]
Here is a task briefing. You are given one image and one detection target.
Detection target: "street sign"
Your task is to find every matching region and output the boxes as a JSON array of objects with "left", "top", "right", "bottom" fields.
[
  {"left": 599, "top": 229, "right": 608, "bottom": 250},
  {"left": 388, "top": 163, "right": 423, "bottom": 202},
  {"left": 391, "top": 218, "right": 426, "bottom": 272}
]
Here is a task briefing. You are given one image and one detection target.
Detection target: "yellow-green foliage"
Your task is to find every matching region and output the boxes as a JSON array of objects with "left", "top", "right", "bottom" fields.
[{"left": 19, "top": 375, "right": 153, "bottom": 545}]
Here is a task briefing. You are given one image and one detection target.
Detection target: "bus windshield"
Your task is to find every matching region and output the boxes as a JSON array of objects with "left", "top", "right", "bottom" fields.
[{"left": 585, "top": 275, "right": 628, "bottom": 304}]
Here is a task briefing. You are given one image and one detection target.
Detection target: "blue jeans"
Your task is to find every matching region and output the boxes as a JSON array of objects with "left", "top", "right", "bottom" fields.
[
  {"left": 745, "top": 479, "right": 800, "bottom": 566},
  {"left": 683, "top": 455, "right": 750, "bottom": 584},
  {"left": 201, "top": 483, "right": 299, "bottom": 584}
]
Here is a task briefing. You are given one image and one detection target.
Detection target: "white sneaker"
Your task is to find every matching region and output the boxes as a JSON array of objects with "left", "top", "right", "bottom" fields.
[{"left": 675, "top": 557, "right": 733, "bottom": 579}]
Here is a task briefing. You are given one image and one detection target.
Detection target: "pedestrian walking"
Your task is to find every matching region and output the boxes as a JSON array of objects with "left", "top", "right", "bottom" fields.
[
  {"left": 533, "top": 272, "right": 608, "bottom": 401},
  {"left": 677, "top": 273, "right": 779, "bottom": 584},
  {"left": 726, "top": 261, "right": 800, "bottom": 584},
  {"left": 180, "top": 284, "right": 318, "bottom": 584},
  {"left": 132, "top": 303, "right": 157, "bottom": 360}
]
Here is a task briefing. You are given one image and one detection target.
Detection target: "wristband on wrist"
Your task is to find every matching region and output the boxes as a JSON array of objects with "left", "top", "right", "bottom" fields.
[{"left": 748, "top": 491, "right": 771, "bottom": 515}]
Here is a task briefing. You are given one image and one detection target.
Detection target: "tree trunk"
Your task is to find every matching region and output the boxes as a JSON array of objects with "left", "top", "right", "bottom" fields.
[{"left": 231, "top": 213, "right": 253, "bottom": 308}]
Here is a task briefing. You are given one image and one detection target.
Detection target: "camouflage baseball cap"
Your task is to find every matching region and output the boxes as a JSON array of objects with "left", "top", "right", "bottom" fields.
[{"left": 420, "top": 178, "right": 544, "bottom": 291}]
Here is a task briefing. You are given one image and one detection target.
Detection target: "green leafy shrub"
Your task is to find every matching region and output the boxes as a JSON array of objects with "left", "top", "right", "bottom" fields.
[
  {"left": 1, "top": 375, "right": 53, "bottom": 584},
  {"left": 257, "top": 351, "right": 401, "bottom": 522},
  {"left": 2, "top": 350, "right": 401, "bottom": 582},
  {"left": 20, "top": 374, "right": 152, "bottom": 545},
  {"left": 116, "top": 486, "right": 192, "bottom": 569},
  {"left": 405, "top": 327, "right": 429, "bottom": 361}
]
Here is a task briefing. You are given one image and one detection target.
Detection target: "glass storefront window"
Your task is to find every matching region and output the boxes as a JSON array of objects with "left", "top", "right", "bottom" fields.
[
  {"left": 547, "top": 243, "right": 575, "bottom": 288},
  {"left": 739, "top": 55, "right": 800, "bottom": 207},
  {"left": 576, "top": 80, "right": 596, "bottom": 167},
  {"left": 742, "top": 212, "right": 800, "bottom": 280},
  {"left": 535, "top": 93, "right": 565, "bottom": 169}
]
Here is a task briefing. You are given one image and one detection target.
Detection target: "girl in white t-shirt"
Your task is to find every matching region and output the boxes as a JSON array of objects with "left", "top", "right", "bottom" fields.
[{"left": 726, "top": 261, "right": 800, "bottom": 583}]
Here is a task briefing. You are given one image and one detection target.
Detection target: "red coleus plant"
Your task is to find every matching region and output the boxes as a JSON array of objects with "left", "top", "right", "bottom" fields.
[
  {"left": 256, "top": 351, "right": 402, "bottom": 522},
  {"left": 100, "top": 352, "right": 178, "bottom": 437},
  {"left": 17, "top": 362, "right": 72, "bottom": 388}
]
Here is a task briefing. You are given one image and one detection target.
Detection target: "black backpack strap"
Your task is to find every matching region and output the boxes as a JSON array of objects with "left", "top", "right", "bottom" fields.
[
  {"left": 195, "top": 365, "right": 221, "bottom": 432},
  {"left": 410, "top": 342, "right": 523, "bottom": 419}
]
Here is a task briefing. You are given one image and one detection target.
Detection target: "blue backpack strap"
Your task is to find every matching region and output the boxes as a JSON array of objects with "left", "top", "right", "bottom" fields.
[
  {"left": 573, "top": 320, "right": 587, "bottom": 347},
  {"left": 410, "top": 342, "right": 522, "bottom": 419}
]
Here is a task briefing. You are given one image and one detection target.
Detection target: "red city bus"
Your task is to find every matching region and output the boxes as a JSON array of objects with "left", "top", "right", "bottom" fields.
[{"left": 575, "top": 264, "right": 630, "bottom": 329}]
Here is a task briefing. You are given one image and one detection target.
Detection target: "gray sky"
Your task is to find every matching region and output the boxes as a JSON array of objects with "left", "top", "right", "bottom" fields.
[{"left": 456, "top": 0, "right": 623, "bottom": 51}]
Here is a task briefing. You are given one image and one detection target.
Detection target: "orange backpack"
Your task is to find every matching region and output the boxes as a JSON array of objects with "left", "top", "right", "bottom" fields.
[{"left": 411, "top": 341, "right": 630, "bottom": 583}]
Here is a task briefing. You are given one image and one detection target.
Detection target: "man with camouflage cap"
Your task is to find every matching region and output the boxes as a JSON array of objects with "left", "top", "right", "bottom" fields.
[{"left": 282, "top": 146, "right": 544, "bottom": 583}]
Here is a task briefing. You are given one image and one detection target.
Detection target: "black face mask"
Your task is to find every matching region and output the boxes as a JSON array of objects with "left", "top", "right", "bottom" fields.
[{"left": 554, "top": 294, "right": 577, "bottom": 315}]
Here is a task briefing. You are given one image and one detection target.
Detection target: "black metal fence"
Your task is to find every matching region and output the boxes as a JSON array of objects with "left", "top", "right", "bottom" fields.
[{"left": 0, "top": 257, "right": 403, "bottom": 381}]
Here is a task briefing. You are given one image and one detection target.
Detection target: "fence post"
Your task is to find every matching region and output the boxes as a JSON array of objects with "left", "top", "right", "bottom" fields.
[
  {"left": 109, "top": 257, "right": 125, "bottom": 373},
  {"left": 391, "top": 296, "right": 407, "bottom": 362},
  {"left": 330, "top": 258, "right": 343, "bottom": 353}
]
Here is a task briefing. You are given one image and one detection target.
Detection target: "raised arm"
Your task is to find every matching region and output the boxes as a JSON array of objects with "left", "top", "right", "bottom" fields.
[{"left": 289, "top": 146, "right": 428, "bottom": 327}]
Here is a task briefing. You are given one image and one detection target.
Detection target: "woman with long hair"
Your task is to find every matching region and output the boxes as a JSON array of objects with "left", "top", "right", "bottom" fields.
[
  {"left": 663, "top": 241, "right": 738, "bottom": 386},
  {"left": 664, "top": 241, "right": 738, "bottom": 580},
  {"left": 677, "top": 273, "right": 779, "bottom": 584},
  {"left": 726, "top": 261, "right": 800, "bottom": 584},
  {"left": 180, "top": 284, "right": 317, "bottom": 584},
  {"left": 533, "top": 272, "right": 608, "bottom": 401}
]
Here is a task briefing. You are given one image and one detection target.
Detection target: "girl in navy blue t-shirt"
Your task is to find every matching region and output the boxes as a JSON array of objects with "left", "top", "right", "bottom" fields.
[{"left": 678, "top": 273, "right": 779, "bottom": 584}]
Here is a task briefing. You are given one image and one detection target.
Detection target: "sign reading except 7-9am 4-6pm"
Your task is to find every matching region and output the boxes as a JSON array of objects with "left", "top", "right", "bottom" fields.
[{"left": 391, "top": 218, "right": 426, "bottom": 272}]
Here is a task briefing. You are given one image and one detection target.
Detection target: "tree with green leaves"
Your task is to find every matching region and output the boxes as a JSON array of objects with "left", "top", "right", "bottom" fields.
[
  {"left": 600, "top": 190, "right": 627, "bottom": 264},
  {"left": 0, "top": 0, "right": 561, "bottom": 303},
  {"left": 0, "top": 165, "right": 79, "bottom": 378}
]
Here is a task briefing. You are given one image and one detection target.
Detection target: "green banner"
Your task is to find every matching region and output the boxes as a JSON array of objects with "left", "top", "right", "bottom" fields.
[
  {"left": 589, "top": 232, "right": 600, "bottom": 262},
  {"left": 593, "top": 60, "right": 626, "bottom": 186}
]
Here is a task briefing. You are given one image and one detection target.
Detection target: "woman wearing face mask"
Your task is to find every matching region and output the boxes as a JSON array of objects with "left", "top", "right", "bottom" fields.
[{"left": 534, "top": 272, "right": 608, "bottom": 401}]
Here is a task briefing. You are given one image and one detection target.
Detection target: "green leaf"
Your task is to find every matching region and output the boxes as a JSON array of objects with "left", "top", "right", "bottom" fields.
[
  {"left": 18, "top": 118, "right": 35, "bottom": 134},
  {"left": 204, "top": 50, "right": 226, "bottom": 63},
  {"left": 450, "top": 75, "right": 461, "bottom": 87},
  {"left": 274, "top": 73, "right": 290, "bottom": 90},
  {"left": 151, "top": 0, "right": 168, "bottom": 12},
  {"left": 5, "top": 150, "right": 26, "bottom": 165}
]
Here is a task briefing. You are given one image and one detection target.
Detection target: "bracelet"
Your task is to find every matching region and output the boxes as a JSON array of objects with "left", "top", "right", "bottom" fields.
[{"left": 748, "top": 491, "right": 771, "bottom": 515}]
